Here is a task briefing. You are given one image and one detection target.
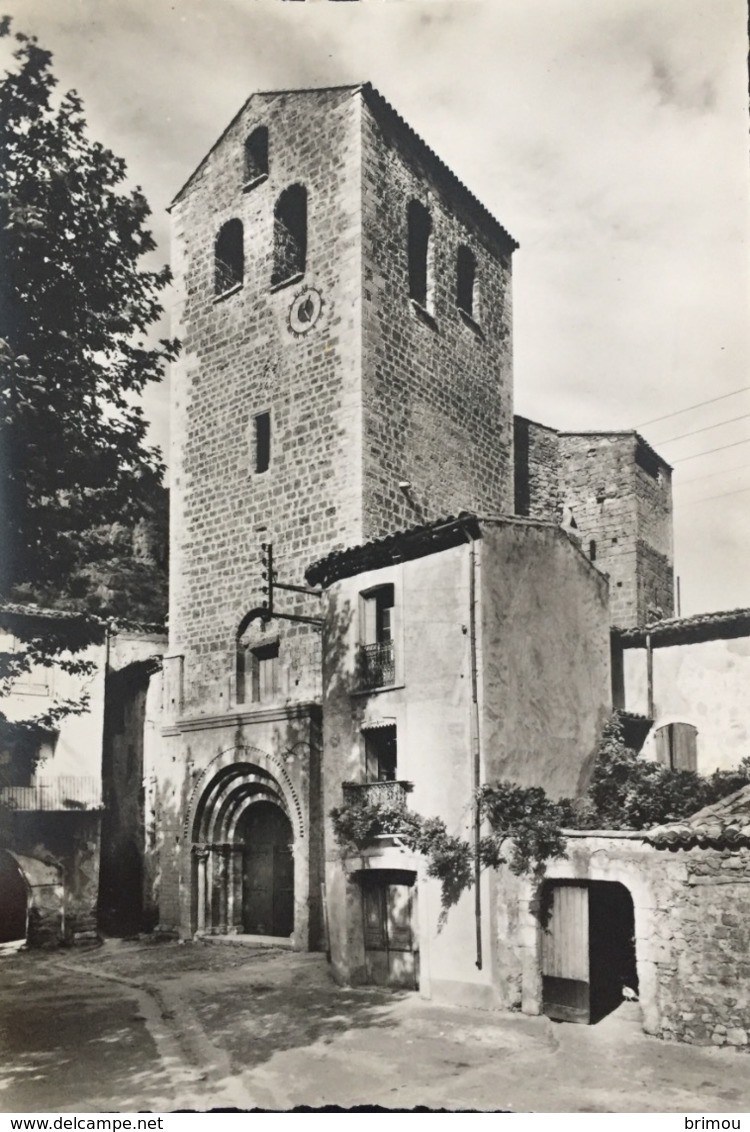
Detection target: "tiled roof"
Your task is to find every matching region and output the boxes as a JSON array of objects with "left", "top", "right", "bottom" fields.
[
  {"left": 615, "top": 607, "right": 750, "bottom": 648},
  {"left": 359, "top": 84, "right": 518, "bottom": 254},
  {"left": 0, "top": 602, "right": 166, "bottom": 638},
  {"left": 645, "top": 784, "right": 750, "bottom": 848},
  {"left": 305, "top": 513, "right": 481, "bottom": 589}
]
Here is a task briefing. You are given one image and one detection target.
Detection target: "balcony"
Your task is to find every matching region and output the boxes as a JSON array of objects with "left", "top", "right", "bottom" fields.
[
  {"left": 357, "top": 641, "right": 395, "bottom": 691},
  {"left": 0, "top": 777, "right": 103, "bottom": 812},
  {"left": 342, "top": 779, "right": 412, "bottom": 809}
]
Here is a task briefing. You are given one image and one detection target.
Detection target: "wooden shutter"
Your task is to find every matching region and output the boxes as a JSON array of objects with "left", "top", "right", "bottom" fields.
[{"left": 671, "top": 723, "right": 698, "bottom": 771}]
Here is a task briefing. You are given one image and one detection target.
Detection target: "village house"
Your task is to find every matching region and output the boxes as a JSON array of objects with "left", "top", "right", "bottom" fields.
[{"left": 0, "top": 604, "right": 165, "bottom": 948}]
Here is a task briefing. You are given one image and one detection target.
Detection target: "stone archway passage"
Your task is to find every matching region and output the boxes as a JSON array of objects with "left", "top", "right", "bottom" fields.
[
  {"left": 191, "top": 761, "right": 295, "bottom": 938},
  {"left": 0, "top": 851, "right": 28, "bottom": 944},
  {"left": 238, "top": 802, "right": 294, "bottom": 937},
  {"left": 541, "top": 880, "right": 637, "bottom": 1025}
]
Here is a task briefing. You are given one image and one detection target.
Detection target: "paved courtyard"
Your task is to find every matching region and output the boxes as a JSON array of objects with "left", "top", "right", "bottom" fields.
[{"left": 1, "top": 938, "right": 750, "bottom": 1113}]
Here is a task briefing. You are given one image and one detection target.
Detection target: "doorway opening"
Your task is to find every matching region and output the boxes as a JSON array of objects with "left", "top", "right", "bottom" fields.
[
  {"left": 237, "top": 801, "right": 294, "bottom": 938},
  {"left": 541, "top": 880, "right": 637, "bottom": 1024},
  {"left": 359, "top": 869, "right": 418, "bottom": 990},
  {"left": 0, "top": 851, "right": 28, "bottom": 945}
]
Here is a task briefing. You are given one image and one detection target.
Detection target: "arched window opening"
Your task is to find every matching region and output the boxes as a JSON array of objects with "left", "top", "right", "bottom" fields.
[
  {"left": 589, "top": 540, "right": 597, "bottom": 562},
  {"left": 407, "top": 199, "right": 433, "bottom": 310},
  {"left": 653, "top": 722, "right": 698, "bottom": 772},
  {"left": 215, "top": 218, "right": 244, "bottom": 296},
  {"left": 456, "top": 245, "right": 477, "bottom": 319},
  {"left": 272, "top": 184, "right": 307, "bottom": 289},
  {"left": 244, "top": 126, "right": 269, "bottom": 186}
]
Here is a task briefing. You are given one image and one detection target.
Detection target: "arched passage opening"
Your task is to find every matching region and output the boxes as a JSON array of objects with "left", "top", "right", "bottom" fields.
[
  {"left": 191, "top": 761, "right": 295, "bottom": 939},
  {"left": 0, "top": 850, "right": 28, "bottom": 945},
  {"left": 541, "top": 879, "right": 637, "bottom": 1025}
]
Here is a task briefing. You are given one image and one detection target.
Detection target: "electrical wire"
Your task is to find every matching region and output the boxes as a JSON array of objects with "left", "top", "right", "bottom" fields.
[
  {"left": 635, "top": 387, "right": 749, "bottom": 428},
  {"left": 676, "top": 462, "right": 750, "bottom": 486},
  {"left": 674, "top": 486, "right": 750, "bottom": 507},
  {"left": 654, "top": 412, "right": 750, "bottom": 446},
  {"left": 672, "top": 438, "right": 750, "bottom": 463}
]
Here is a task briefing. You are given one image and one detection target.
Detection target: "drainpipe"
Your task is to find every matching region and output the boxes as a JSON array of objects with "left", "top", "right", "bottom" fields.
[
  {"left": 646, "top": 632, "right": 654, "bottom": 720},
  {"left": 467, "top": 532, "right": 482, "bottom": 971}
]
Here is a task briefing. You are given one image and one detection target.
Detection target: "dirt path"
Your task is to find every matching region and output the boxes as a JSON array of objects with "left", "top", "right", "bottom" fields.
[{"left": 2, "top": 938, "right": 750, "bottom": 1113}]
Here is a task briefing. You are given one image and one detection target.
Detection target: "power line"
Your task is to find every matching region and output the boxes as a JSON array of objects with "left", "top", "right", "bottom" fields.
[
  {"left": 674, "top": 485, "right": 750, "bottom": 508},
  {"left": 636, "top": 386, "right": 749, "bottom": 428},
  {"left": 672, "top": 437, "right": 750, "bottom": 463},
  {"left": 656, "top": 412, "right": 750, "bottom": 445},
  {"left": 676, "top": 461, "right": 750, "bottom": 486}
]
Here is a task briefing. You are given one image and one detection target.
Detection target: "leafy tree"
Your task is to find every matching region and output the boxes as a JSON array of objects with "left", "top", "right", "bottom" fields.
[
  {"left": 559, "top": 715, "right": 750, "bottom": 831},
  {"left": 0, "top": 18, "right": 175, "bottom": 789},
  {"left": 0, "top": 18, "right": 177, "bottom": 600}
]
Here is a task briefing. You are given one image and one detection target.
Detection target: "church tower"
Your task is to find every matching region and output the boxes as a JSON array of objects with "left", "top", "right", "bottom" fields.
[{"left": 154, "top": 84, "right": 517, "bottom": 942}]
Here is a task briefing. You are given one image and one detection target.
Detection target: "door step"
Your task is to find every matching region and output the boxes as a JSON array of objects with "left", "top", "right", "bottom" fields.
[{"left": 197, "top": 932, "right": 294, "bottom": 949}]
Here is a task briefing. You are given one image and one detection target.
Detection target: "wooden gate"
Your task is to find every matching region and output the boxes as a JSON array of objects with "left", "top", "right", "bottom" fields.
[
  {"left": 541, "top": 882, "right": 590, "bottom": 1023},
  {"left": 361, "top": 871, "right": 418, "bottom": 989}
]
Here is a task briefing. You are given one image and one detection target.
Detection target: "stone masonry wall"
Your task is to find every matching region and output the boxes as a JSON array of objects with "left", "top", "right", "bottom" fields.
[
  {"left": 513, "top": 416, "right": 561, "bottom": 521},
  {"left": 558, "top": 433, "right": 673, "bottom": 627},
  {"left": 662, "top": 848, "right": 750, "bottom": 1049},
  {"left": 496, "top": 836, "right": 750, "bottom": 1050},
  {"left": 360, "top": 100, "right": 515, "bottom": 537},
  {"left": 168, "top": 88, "right": 365, "bottom": 713}
]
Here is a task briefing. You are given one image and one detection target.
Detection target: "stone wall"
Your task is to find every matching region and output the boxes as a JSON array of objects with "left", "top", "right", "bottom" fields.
[
  {"left": 496, "top": 835, "right": 750, "bottom": 1049},
  {"left": 360, "top": 97, "right": 515, "bottom": 538},
  {"left": 168, "top": 87, "right": 365, "bottom": 714},
  {"left": 513, "top": 417, "right": 561, "bottom": 522}
]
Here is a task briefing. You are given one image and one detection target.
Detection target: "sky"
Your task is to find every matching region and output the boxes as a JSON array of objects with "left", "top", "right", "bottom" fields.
[{"left": 4, "top": 0, "right": 749, "bottom": 616}]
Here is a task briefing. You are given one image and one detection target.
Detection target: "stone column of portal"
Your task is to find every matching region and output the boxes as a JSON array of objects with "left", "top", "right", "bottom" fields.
[{"left": 194, "top": 847, "right": 209, "bottom": 934}]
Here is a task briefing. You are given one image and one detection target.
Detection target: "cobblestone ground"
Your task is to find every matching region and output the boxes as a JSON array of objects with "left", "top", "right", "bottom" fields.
[{"left": 2, "top": 938, "right": 750, "bottom": 1113}]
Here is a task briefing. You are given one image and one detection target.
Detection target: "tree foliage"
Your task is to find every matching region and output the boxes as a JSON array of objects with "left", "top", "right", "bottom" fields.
[
  {"left": 0, "top": 18, "right": 177, "bottom": 599},
  {"left": 559, "top": 715, "right": 750, "bottom": 831}
]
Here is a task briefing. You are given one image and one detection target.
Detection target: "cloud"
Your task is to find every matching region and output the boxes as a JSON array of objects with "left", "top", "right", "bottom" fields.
[{"left": 648, "top": 53, "right": 717, "bottom": 113}]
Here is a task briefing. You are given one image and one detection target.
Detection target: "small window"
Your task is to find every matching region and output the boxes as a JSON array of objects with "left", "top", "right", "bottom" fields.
[
  {"left": 653, "top": 722, "right": 698, "bottom": 772},
  {"left": 407, "top": 199, "right": 433, "bottom": 310},
  {"left": 237, "top": 638, "right": 279, "bottom": 704},
  {"left": 244, "top": 127, "right": 268, "bottom": 186},
  {"left": 365, "top": 725, "right": 397, "bottom": 783},
  {"left": 589, "top": 540, "right": 597, "bottom": 562},
  {"left": 215, "top": 218, "right": 244, "bottom": 296},
  {"left": 359, "top": 585, "right": 396, "bottom": 690},
  {"left": 250, "top": 642, "right": 279, "bottom": 703},
  {"left": 456, "top": 245, "right": 477, "bottom": 319},
  {"left": 254, "top": 412, "right": 271, "bottom": 473},
  {"left": 272, "top": 184, "right": 307, "bottom": 289}
]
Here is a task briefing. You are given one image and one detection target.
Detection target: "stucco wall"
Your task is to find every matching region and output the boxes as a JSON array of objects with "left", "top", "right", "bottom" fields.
[
  {"left": 479, "top": 521, "right": 612, "bottom": 800},
  {"left": 622, "top": 636, "right": 750, "bottom": 773},
  {"left": 321, "top": 519, "right": 613, "bottom": 1006}
]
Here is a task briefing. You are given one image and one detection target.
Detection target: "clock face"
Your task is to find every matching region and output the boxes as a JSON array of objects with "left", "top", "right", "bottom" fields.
[{"left": 288, "top": 287, "right": 323, "bottom": 335}]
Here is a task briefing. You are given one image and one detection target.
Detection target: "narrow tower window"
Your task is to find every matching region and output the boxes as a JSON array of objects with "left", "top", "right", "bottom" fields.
[
  {"left": 272, "top": 184, "right": 307, "bottom": 289},
  {"left": 244, "top": 127, "right": 269, "bottom": 186},
  {"left": 589, "top": 540, "right": 597, "bottom": 562},
  {"left": 255, "top": 412, "right": 271, "bottom": 473},
  {"left": 407, "top": 199, "right": 433, "bottom": 310},
  {"left": 456, "top": 245, "right": 477, "bottom": 319},
  {"left": 214, "top": 219, "right": 244, "bottom": 296}
]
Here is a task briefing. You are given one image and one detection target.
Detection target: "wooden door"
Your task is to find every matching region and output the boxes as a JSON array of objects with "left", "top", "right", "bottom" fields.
[
  {"left": 541, "top": 882, "right": 590, "bottom": 1023},
  {"left": 240, "top": 802, "right": 294, "bottom": 937},
  {"left": 362, "top": 876, "right": 418, "bottom": 990}
]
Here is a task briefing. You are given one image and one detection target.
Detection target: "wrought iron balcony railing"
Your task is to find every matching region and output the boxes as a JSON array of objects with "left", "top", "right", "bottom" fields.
[
  {"left": 342, "top": 779, "right": 411, "bottom": 809},
  {"left": 357, "top": 640, "right": 395, "bottom": 690},
  {"left": 0, "top": 776, "right": 103, "bottom": 812}
]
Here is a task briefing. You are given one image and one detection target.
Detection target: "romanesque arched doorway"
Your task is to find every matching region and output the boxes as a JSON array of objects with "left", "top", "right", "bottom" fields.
[
  {"left": 238, "top": 802, "right": 294, "bottom": 937},
  {"left": 0, "top": 850, "right": 28, "bottom": 945},
  {"left": 190, "top": 761, "right": 295, "bottom": 939}
]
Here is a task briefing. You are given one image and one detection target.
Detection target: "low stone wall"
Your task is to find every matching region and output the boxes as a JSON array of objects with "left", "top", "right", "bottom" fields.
[
  {"left": 495, "top": 835, "right": 750, "bottom": 1050},
  {"left": 660, "top": 848, "right": 750, "bottom": 1049}
]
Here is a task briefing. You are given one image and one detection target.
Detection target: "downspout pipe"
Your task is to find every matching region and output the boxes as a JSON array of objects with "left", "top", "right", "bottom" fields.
[{"left": 463, "top": 522, "right": 482, "bottom": 971}]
